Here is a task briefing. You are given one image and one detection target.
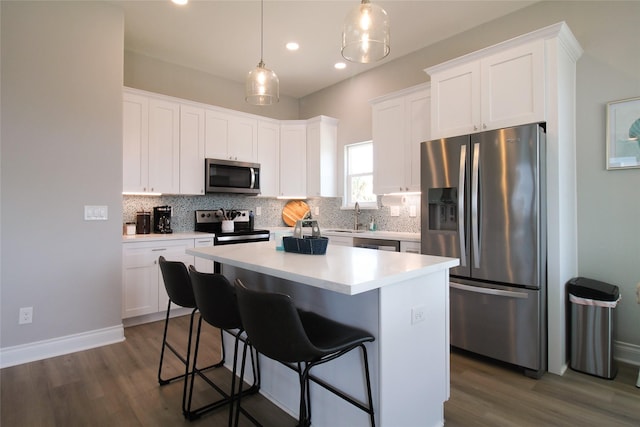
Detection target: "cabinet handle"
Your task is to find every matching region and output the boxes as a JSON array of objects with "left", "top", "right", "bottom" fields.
[
  {"left": 473, "top": 125, "right": 478, "bottom": 131},
  {"left": 483, "top": 123, "right": 487, "bottom": 129},
  {"left": 152, "top": 248, "right": 167, "bottom": 252}
]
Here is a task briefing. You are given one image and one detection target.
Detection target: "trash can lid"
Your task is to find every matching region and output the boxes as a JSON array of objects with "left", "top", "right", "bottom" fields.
[{"left": 567, "top": 277, "right": 620, "bottom": 301}]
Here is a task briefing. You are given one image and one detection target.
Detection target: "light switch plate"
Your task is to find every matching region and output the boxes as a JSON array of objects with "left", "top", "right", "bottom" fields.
[
  {"left": 390, "top": 206, "right": 400, "bottom": 217},
  {"left": 409, "top": 205, "right": 417, "bottom": 217},
  {"left": 84, "top": 205, "right": 108, "bottom": 220}
]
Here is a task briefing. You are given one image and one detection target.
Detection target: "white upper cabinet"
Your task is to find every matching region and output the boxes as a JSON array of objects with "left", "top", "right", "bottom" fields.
[
  {"left": 306, "top": 116, "right": 338, "bottom": 197},
  {"left": 123, "top": 92, "right": 149, "bottom": 193},
  {"left": 204, "top": 109, "right": 258, "bottom": 163},
  {"left": 148, "top": 98, "right": 181, "bottom": 194},
  {"left": 371, "top": 84, "right": 430, "bottom": 195},
  {"left": 179, "top": 105, "right": 205, "bottom": 195},
  {"left": 123, "top": 90, "right": 180, "bottom": 194},
  {"left": 257, "top": 119, "right": 281, "bottom": 197},
  {"left": 428, "top": 39, "right": 544, "bottom": 139},
  {"left": 279, "top": 122, "right": 307, "bottom": 198}
]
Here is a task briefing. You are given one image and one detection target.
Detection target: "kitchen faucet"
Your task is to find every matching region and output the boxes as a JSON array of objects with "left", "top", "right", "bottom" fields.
[{"left": 354, "top": 202, "right": 362, "bottom": 230}]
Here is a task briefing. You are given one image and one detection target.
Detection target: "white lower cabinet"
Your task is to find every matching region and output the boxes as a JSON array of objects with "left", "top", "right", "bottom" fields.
[
  {"left": 327, "top": 235, "right": 354, "bottom": 247},
  {"left": 122, "top": 239, "right": 195, "bottom": 319},
  {"left": 194, "top": 237, "right": 214, "bottom": 273},
  {"left": 400, "top": 241, "right": 421, "bottom": 254}
]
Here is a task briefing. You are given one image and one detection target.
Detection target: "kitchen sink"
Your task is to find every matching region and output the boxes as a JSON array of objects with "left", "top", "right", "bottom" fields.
[{"left": 326, "top": 229, "right": 367, "bottom": 233}]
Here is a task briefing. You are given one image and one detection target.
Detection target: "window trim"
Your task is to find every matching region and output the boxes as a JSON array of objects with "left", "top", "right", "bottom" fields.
[{"left": 343, "top": 141, "right": 378, "bottom": 210}]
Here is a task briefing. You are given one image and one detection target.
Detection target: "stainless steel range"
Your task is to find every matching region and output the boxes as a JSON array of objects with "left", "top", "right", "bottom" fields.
[{"left": 194, "top": 209, "right": 270, "bottom": 245}]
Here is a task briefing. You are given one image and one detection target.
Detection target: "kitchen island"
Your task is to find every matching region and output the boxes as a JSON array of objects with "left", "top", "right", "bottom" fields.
[{"left": 187, "top": 241, "right": 458, "bottom": 427}]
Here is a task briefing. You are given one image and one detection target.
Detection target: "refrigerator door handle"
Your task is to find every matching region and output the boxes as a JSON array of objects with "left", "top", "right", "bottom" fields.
[
  {"left": 458, "top": 145, "right": 467, "bottom": 267},
  {"left": 471, "top": 142, "right": 480, "bottom": 269},
  {"left": 450, "top": 282, "right": 529, "bottom": 299}
]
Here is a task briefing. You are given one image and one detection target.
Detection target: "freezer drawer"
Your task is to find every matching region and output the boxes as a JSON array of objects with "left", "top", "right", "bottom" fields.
[{"left": 450, "top": 280, "right": 545, "bottom": 375}]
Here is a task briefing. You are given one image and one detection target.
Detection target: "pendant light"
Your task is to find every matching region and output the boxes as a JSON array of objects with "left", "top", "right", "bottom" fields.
[
  {"left": 245, "top": 0, "right": 279, "bottom": 105},
  {"left": 341, "top": 0, "right": 390, "bottom": 63}
]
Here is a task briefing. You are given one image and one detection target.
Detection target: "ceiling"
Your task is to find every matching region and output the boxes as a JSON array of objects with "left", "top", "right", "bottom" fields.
[{"left": 119, "top": 0, "right": 537, "bottom": 99}]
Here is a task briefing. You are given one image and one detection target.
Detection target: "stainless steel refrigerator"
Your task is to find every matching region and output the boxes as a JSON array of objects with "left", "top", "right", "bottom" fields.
[{"left": 421, "top": 123, "right": 547, "bottom": 378}]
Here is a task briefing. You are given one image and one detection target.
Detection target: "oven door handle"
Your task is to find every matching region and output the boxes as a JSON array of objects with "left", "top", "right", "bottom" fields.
[{"left": 450, "top": 282, "right": 529, "bottom": 299}]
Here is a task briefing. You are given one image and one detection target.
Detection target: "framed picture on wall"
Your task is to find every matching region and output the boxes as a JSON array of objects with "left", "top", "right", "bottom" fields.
[{"left": 606, "top": 96, "right": 640, "bottom": 170}]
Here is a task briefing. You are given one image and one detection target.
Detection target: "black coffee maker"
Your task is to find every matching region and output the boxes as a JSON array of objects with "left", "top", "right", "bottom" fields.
[{"left": 153, "top": 206, "right": 173, "bottom": 233}]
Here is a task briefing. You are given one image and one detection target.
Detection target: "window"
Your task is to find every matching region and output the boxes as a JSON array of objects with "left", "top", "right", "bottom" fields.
[{"left": 344, "top": 141, "right": 376, "bottom": 208}]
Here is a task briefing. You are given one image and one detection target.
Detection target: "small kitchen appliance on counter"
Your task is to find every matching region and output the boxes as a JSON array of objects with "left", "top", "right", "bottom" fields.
[
  {"left": 194, "top": 209, "right": 270, "bottom": 245},
  {"left": 153, "top": 205, "right": 173, "bottom": 234},
  {"left": 136, "top": 211, "right": 151, "bottom": 234}
]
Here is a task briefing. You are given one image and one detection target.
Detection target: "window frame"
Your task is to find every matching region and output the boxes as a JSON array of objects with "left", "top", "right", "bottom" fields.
[{"left": 343, "top": 140, "right": 377, "bottom": 210}]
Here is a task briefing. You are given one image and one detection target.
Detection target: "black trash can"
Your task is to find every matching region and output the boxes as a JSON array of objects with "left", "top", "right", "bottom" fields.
[{"left": 568, "top": 277, "right": 620, "bottom": 379}]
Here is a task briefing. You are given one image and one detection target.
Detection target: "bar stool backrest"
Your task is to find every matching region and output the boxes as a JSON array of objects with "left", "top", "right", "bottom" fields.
[
  {"left": 158, "top": 256, "right": 196, "bottom": 308},
  {"left": 188, "top": 266, "right": 243, "bottom": 330},
  {"left": 234, "top": 279, "right": 322, "bottom": 363}
]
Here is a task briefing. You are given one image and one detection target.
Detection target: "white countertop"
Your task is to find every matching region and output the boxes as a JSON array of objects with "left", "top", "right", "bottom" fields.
[{"left": 187, "top": 240, "right": 458, "bottom": 295}]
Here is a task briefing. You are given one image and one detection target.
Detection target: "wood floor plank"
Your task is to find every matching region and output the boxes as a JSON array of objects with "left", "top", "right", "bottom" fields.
[{"left": 2, "top": 316, "right": 638, "bottom": 426}]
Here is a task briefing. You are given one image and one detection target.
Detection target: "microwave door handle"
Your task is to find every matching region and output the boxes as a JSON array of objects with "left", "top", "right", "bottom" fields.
[
  {"left": 471, "top": 142, "right": 480, "bottom": 269},
  {"left": 249, "top": 167, "right": 256, "bottom": 189},
  {"left": 458, "top": 144, "right": 467, "bottom": 267}
]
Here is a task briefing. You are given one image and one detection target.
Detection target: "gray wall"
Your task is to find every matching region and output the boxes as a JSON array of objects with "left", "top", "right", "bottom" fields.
[
  {"left": 1, "top": 2, "right": 123, "bottom": 347},
  {"left": 299, "top": 1, "right": 640, "bottom": 352}
]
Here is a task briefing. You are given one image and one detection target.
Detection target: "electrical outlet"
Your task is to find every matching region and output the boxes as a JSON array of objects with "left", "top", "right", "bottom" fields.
[
  {"left": 390, "top": 206, "right": 400, "bottom": 217},
  {"left": 409, "top": 205, "right": 417, "bottom": 217},
  {"left": 19, "top": 307, "right": 33, "bottom": 324},
  {"left": 314, "top": 206, "right": 320, "bottom": 216},
  {"left": 411, "top": 305, "right": 426, "bottom": 325},
  {"left": 256, "top": 206, "right": 262, "bottom": 216}
]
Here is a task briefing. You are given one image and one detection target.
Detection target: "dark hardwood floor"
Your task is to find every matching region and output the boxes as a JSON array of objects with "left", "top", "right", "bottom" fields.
[{"left": 2, "top": 315, "right": 639, "bottom": 426}]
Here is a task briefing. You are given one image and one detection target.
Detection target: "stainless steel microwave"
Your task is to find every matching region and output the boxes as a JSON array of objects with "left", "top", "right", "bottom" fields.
[{"left": 205, "top": 158, "right": 261, "bottom": 195}]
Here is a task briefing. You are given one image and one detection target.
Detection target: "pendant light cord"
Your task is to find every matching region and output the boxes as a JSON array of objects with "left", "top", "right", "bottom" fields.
[{"left": 260, "top": 0, "right": 264, "bottom": 64}]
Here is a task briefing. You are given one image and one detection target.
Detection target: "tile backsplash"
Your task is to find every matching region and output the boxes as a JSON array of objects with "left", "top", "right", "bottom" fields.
[{"left": 123, "top": 195, "right": 420, "bottom": 233}]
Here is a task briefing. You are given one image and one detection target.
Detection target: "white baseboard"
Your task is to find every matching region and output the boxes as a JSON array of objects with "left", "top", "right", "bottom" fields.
[
  {"left": 615, "top": 340, "right": 640, "bottom": 366},
  {"left": 0, "top": 324, "right": 125, "bottom": 369}
]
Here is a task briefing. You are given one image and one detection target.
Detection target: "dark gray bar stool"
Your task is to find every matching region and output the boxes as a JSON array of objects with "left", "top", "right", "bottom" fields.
[
  {"left": 187, "top": 266, "right": 260, "bottom": 423},
  {"left": 233, "top": 278, "right": 375, "bottom": 427}
]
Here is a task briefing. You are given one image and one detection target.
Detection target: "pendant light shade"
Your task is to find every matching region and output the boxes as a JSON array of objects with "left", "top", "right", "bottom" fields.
[
  {"left": 246, "top": 0, "right": 279, "bottom": 105},
  {"left": 342, "top": 0, "right": 390, "bottom": 63}
]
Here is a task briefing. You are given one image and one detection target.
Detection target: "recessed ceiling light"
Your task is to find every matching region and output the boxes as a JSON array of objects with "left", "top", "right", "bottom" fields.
[
  {"left": 334, "top": 62, "right": 347, "bottom": 70},
  {"left": 172, "top": 0, "right": 188, "bottom": 5},
  {"left": 286, "top": 42, "right": 299, "bottom": 51}
]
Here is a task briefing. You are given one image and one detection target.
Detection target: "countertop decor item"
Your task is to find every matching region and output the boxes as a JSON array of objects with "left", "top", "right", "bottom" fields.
[
  {"left": 606, "top": 96, "right": 640, "bottom": 170},
  {"left": 281, "top": 200, "right": 310, "bottom": 226}
]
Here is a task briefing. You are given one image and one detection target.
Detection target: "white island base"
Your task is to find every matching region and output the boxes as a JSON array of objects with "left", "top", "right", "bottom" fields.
[{"left": 187, "top": 241, "right": 459, "bottom": 427}]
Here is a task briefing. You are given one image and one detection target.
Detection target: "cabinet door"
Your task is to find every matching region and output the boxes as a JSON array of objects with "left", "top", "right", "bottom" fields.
[
  {"left": 306, "top": 117, "right": 337, "bottom": 197},
  {"left": 405, "top": 89, "right": 430, "bottom": 192},
  {"left": 180, "top": 105, "right": 205, "bottom": 195},
  {"left": 430, "top": 61, "right": 481, "bottom": 139},
  {"left": 373, "top": 97, "right": 405, "bottom": 195},
  {"left": 204, "top": 109, "right": 229, "bottom": 160},
  {"left": 194, "top": 237, "right": 214, "bottom": 273},
  {"left": 148, "top": 98, "right": 180, "bottom": 193},
  {"left": 123, "top": 92, "right": 149, "bottom": 192},
  {"left": 122, "top": 246, "right": 159, "bottom": 318},
  {"left": 400, "top": 241, "right": 421, "bottom": 254},
  {"left": 481, "top": 40, "right": 545, "bottom": 130},
  {"left": 257, "top": 120, "right": 280, "bottom": 197},
  {"left": 279, "top": 123, "right": 307, "bottom": 198},
  {"left": 229, "top": 116, "right": 258, "bottom": 162}
]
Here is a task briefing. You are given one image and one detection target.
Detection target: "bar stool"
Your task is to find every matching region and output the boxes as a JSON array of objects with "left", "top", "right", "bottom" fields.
[
  {"left": 233, "top": 278, "right": 376, "bottom": 427},
  {"left": 187, "top": 266, "right": 260, "bottom": 422},
  {"left": 158, "top": 256, "right": 222, "bottom": 417}
]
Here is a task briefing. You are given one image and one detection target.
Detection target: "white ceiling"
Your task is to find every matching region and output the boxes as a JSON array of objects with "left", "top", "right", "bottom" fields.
[{"left": 119, "top": 0, "right": 537, "bottom": 99}]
